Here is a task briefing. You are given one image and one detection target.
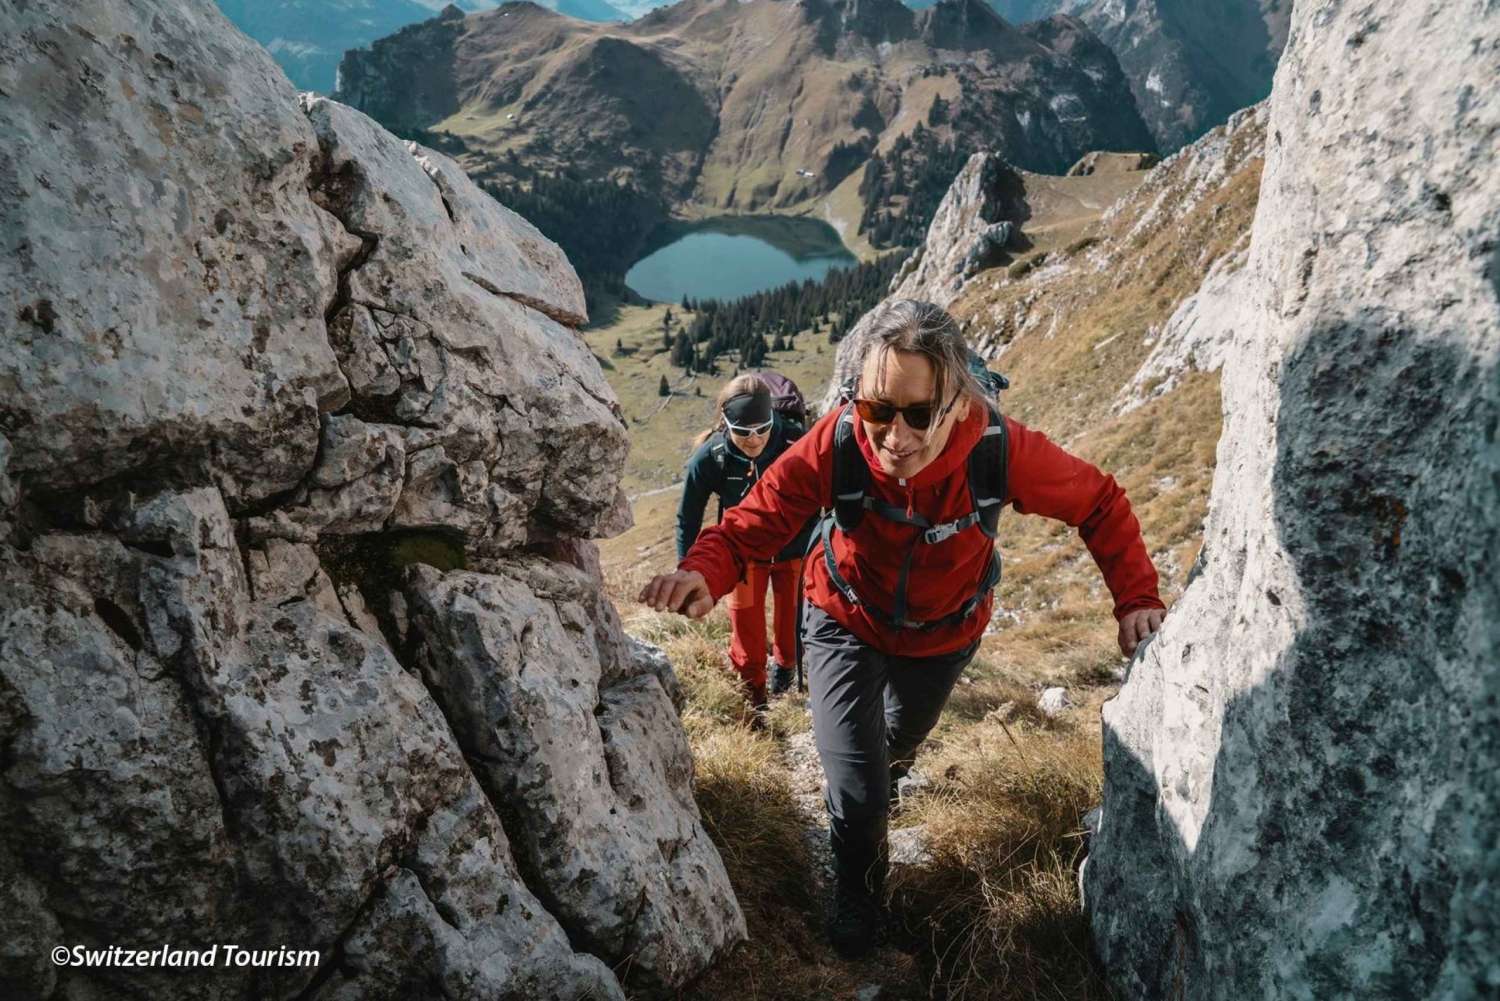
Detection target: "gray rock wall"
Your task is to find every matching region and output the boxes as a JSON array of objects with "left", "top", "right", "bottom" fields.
[
  {"left": 0, "top": 1, "right": 743, "bottom": 997},
  {"left": 1084, "top": 1, "right": 1499, "bottom": 998}
]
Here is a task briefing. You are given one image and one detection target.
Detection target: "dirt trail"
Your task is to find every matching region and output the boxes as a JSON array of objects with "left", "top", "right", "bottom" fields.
[
  {"left": 783, "top": 728, "right": 836, "bottom": 886},
  {"left": 780, "top": 717, "right": 934, "bottom": 901}
]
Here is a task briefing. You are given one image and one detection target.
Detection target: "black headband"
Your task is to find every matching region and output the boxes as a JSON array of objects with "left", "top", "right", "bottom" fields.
[{"left": 722, "top": 389, "right": 771, "bottom": 427}]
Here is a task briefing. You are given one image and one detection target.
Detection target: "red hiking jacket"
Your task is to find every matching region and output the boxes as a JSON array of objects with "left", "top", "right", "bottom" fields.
[{"left": 678, "top": 404, "right": 1164, "bottom": 657}]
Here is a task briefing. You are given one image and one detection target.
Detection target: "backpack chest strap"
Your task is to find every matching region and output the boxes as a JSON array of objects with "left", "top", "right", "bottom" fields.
[
  {"left": 865, "top": 496, "right": 983, "bottom": 545},
  {"left": 819, "top": 516, "right": 1004, "bottom": 632}
]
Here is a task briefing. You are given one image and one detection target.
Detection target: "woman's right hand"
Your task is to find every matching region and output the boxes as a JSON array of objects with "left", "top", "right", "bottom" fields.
[{"left": 638, "top": 570, "right": 714, "bottom": 618}]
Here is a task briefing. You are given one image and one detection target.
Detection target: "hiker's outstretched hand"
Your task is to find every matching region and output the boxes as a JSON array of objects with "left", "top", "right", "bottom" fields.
[
  {"left": 1119, "top": 607, "right": 1166, "bottom": 657},
  {"left": 639, "top": 570, "right": 714, "bottom": 619}
]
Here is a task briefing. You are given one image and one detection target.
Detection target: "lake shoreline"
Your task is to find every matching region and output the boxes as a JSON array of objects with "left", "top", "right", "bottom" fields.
[{"left": 624, "top": 213, "right": 857, "bottom": 305}]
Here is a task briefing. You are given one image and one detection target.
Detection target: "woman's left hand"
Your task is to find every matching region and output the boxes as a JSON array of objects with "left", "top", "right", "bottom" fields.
[{"left": 1118, "top": 607, "right": 1166, "bottom": 657}]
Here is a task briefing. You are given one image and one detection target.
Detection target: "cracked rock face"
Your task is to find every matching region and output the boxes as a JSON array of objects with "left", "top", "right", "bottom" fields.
[
  {"left": 0, "top": 0, "right": 741, "bottom": 998},
  {"left": 405, "top": 564, "right": 746, "bottom": 992},
  {"left": 1084, "top": 2, "right": 1499, "bottom": 998},
  {"left": 891, "top": 153, "right": 1028, "bottom": 309}
]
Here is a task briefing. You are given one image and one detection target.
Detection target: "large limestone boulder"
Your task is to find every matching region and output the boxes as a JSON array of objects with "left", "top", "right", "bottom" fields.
[
  {"left": 0, "top": 489, "right": 620, "bottom": 1001},
  {"left": 0, "top": 0, "right": 740, "bottom": 998},
  {"left": 1084, "top": 2, "right": 1500, "bottom": 998},
  {"left": 404, "top": 562, "right": 744, "bottom": 992}
]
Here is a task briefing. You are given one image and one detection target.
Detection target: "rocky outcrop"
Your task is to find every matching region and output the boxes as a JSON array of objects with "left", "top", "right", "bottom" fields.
[
  {"left": 933, "top": 0, "right": 1291, "bottom": 153},
  {"left": 403, "top": 561, "right": 743, "bottom": 992},
  {"left": 1084, "top": 1, "right": 1499, "bottom": 998},
  {"left": 885, "top": 152, "right": 1031, "bottom": 308},
  {"left": 0, "top": 1, "right": 742, "bottom": 998}
]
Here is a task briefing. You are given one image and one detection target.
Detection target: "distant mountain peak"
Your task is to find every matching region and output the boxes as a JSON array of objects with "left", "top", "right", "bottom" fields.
[{"left": 913, "top": 0, "right": 1021, "bottom": 49}]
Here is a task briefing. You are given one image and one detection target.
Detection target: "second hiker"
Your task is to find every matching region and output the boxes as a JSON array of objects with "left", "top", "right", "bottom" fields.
[{"left": 676, "top": 374, "right": 816, "bottom": 713}]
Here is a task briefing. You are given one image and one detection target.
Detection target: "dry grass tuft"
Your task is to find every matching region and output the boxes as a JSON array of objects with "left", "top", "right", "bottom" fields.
[
  {"left": 690, "top": 721, "right": 817, "bottom": 918},
  {"left": 646, "top": 614, "right": 886, "bottom": 1000},
  {"left": 889, "top": 723, "right": 1106, "bottom": 1000}
]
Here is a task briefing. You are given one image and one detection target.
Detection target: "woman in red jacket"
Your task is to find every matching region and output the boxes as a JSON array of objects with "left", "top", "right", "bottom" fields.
[{"left": 639, "top": 299, "right": 1167, "bottom": 958}]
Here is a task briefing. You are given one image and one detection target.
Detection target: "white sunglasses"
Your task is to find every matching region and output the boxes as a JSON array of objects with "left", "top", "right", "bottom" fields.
[{"left": 725, "top": 418, "right": 773, "bottom": 438}]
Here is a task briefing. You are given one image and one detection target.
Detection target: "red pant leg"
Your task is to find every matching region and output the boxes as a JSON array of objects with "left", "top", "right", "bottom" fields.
[
  {"left": 726, "top": 563, "right": 769, "bottom": 688},
  {"left": 768, "top": 558, "right": 804, "bottom": 670}
]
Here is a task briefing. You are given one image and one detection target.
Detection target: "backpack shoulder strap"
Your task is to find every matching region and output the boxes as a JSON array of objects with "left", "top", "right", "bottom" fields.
[
  {"left": 708, "top": 431, "right": 741, "bottom": 487},
  {"left": 830, "top": 402, "right": 868, "bottom": 533},
  {"left": 967, "top": 405, "right": 1009, "bottom": 539}
]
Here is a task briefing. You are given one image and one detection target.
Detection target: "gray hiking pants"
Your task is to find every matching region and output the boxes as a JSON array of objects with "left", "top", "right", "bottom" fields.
[{"left": 804, "top": 603, "right": 978, "bottom": 895}]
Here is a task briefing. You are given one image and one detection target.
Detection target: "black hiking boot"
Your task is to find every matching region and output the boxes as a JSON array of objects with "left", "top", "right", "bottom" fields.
[
  {"left": 826, "top": 882, "right": 883, "bottom": 960},
  {"left": 769, "top": 663, "right": 796, "bottom": 697}
]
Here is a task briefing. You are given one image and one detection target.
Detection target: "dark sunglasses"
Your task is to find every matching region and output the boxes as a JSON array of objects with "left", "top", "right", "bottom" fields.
[
  {"left": 853, "top": 393, "right": 958, "bottom": 432},
  {"left": 725, "top": 419, "right": 773, "bottom": 438}
]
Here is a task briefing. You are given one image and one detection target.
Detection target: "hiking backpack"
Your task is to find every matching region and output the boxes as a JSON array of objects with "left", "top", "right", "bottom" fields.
[
  {"left": 759, "top": 371, "right": 808, "bottom": 428},
  {"left": 819, "top": 394, "right": 1010, "bottom": 632}
]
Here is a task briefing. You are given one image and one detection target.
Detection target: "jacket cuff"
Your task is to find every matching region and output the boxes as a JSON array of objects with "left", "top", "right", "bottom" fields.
[
  {"left": 678, "top": 556, "right": 736, "bottom": 602},
  {"left": 1114, "top": 595, "right": 1167, "bottom": 620}
]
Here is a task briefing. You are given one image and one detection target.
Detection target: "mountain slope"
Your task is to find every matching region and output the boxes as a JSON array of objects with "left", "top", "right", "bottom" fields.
[
  {"left": 212, "top": 0, "right": 625, "bottom": 94},
  {"left": 335, "top": 0, "right": 1155, "bottom": 219},
  {"left": 1078, "top": 0, "right": 1288, "bottom": 151}
]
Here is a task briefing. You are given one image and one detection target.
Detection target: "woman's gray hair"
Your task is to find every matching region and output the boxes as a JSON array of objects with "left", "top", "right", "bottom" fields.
[{"left": 856, "top": 299, "right": 986, "bottom": 410}]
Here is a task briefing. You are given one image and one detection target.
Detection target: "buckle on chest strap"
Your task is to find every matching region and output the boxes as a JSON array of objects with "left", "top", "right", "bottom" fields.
[
  {"left": 923, "top": 522, "right": 961, "bottom": 545},
  {"left": 922, "top": 511, "right": 979, "bottom": 545}
]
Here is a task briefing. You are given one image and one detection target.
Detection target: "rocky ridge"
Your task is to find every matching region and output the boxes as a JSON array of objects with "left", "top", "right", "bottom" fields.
[
  {"left": 903, "top": 0, "right": 1291, "bottom": 153},
  {"left": 212, "top": 0, "right": 635, "bottom": 97},
  {"left": 1075, "top": 0, "right": 1289, "bottom": 153},
  {"left": 0, "top": 1, "right": 743, "bottom": 998},
  {"left": 212, "top": 0, "right": 503, "bottom": 94}
]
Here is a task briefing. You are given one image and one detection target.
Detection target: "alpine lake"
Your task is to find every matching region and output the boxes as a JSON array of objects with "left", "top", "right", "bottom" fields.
[{"left": 624, "top": 215, "right": 857, "bottom": 303}]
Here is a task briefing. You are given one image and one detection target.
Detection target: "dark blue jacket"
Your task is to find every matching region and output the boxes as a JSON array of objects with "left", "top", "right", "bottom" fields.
[{"left": 676, "top": 413, "right": 817, "bottom": 563}]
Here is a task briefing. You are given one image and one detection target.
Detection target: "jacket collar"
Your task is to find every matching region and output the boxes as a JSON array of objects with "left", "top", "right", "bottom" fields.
[{"left": 853, "top": 402, "right": 984, "bottom": 489}]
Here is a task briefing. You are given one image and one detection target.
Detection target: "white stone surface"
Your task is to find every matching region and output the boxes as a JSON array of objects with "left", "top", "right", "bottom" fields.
[
  {"left": 1084, "top": 3, "right": 1500, "bottom": 997},
  {"left": 404, "top": 563, "right": 746, "bottom": 992},
  {"left": 1037, "top": 686, "right": 1074, "bottom": 716}
]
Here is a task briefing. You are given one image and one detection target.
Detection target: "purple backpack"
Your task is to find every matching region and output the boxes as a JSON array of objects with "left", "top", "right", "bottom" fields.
[{"left": 759, "top": 372, "right": 807, "bottom": 428}]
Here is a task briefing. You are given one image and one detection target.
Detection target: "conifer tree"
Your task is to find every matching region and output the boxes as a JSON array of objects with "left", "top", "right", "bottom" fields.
[
  {"left": 928, "top": 94, "right": 949, "bottom": 126},
  {"left": 658, "top": 374, "right": 670, "bottom": 396},
  {"left": 672, "top": 329, "right": 693, "bottom": 370}
]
